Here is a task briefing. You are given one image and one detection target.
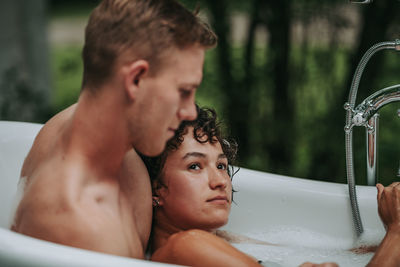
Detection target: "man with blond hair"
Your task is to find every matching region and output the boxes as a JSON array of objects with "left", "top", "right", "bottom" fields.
[{"left": 11, "top": 0, "right": 216, "bottom": 259}]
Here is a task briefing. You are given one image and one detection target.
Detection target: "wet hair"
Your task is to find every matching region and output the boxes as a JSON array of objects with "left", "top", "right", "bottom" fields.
[
  {"left": 141, "top": 105, "right": 238, "bottom": 192},
  {"left": 82, "top": 0, "right": 217, "bottom": 90}
]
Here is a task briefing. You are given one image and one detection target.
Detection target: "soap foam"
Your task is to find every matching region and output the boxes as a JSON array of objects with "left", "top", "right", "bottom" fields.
[
  {"left": 232, "top": 226, "right": 384, "bottom": 267},
  {"left": 354, "top": 228, "right": 385, "bottom": 249}
]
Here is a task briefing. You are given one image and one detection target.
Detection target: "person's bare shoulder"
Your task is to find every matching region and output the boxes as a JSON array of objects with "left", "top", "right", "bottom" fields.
[
  {"left": 118, "top": 148, "right": 153, "bottom": 244},
  {"left": 14, "top": 104, "right": 151, "bottom": 257},
  {"left": 152, "top": 229, "right": 260, "bottom": 267},
  {"left": 119, "top": 148, "right": 152, "bottom": 192},
  {"left": 14, "top": 104, "right": 81, "bottom": 240},
  {"left": 14, "top": 163, "right": 138, "bottom": 257},
  {"left": 21, "top": 104, "right": 77, "bottom": 179}
]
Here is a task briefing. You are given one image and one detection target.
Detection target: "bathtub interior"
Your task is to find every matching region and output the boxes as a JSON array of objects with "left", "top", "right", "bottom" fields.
[
  {"left": 224, "top": 169, "right": 385, "bottom": 266},
  {"left": 0, "top": 121, "right": 386, "bottom": 267},
  {"left": 0, "top": 121, "right": 43, "bottom": 228}
]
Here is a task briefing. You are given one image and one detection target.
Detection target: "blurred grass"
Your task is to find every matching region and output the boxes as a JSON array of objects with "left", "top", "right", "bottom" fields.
[
  {"left": 50, "top": 46, "right": 225, "bottom": 113},
  {"left": 50, "top": 46, "right": 83, "bottom": 113}
]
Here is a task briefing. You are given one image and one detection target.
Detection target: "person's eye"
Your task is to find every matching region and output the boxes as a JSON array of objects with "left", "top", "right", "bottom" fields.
[
  {"left": 188, "top": 163, "right": 201, "bottom": 170},
  {"left": 217, "top": 163, "right": 227, "bottom": 170},
  {"left": 179, "top": 88, "right": 193, "bottom": 99}
]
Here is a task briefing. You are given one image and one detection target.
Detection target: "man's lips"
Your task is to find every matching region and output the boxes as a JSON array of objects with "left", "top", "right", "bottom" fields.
[{"left": 168, "top": 127, "right": 177, "bottom": 136}]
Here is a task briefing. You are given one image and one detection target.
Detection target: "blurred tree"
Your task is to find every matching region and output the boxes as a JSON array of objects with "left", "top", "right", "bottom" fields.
[
  {"left": 348, "top": 0, "right": 400, "bottom": 100},
  {"left": 203, "top": 0, "right": 400, "bottom": 184},
  {"left": 308, "top": 0, "right": 400, "bottom": 183},
  {"left": 0, "top": 0, "right": 51, "bottom": 123},
  {"left": 204, "top": 0, "right": 252, "bottom": 164},
  {"left": 262, "top": 0, "right": 294, "bottom": 173},
  {"left": 36, "top": 0, "right": 400, "bottom": 184}
]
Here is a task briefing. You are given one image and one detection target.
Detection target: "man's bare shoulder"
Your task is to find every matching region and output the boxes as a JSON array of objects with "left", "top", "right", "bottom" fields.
[
  {"left": 119, "top": 149, "right": 151, "bottom": 190},
  {"left": 14, "top": 161, "right": 142, "bottom": 257},
  {"left": 21, "top": 104, "right": 77, "bottom": 178},
  {"left": 15, "top": 103, "right": 151, "bottom": 258},
  {"left": 118, "top": 148, "right": 153, "bottom": 241}
]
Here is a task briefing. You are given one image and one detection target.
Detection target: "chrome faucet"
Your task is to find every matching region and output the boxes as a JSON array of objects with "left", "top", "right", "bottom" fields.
[
  {"left": 344, "top": 39, "right": 400, "bottom": 237},
  {"left": 347, "top": 84, "right": 400, "bottom": 184}
]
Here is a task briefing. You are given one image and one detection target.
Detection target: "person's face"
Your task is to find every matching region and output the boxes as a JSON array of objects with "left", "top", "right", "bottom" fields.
[
  {"left": 131, "top": 46, "right": 204, "bottom": 156},
  {"left": 156, "top": 127, "right": 232, "bottom": 231}
]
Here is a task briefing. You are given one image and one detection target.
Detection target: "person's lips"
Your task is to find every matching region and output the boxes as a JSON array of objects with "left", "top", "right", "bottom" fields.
[
  {"left": 169, "top": 125, "right": 179, "bottom": 131},
  {"left": 207, "top": 195, "right": 229, "bottom": 204},
  {"left": 168, "top": 127, "right": 177, "bottom": 135}
]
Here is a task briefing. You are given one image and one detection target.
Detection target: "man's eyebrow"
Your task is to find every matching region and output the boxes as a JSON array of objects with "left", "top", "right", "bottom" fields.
[
  {"left": 183, "top": 152, "right": 206, "bottom": 160},
  {"left": 180, "top": 82, "right": 200, "bottom": 89}
]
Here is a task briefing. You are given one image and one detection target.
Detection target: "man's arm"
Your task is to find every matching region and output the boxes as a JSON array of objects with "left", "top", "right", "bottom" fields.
[{"left": 367, "top": 183, "right": 400, "bottom": 267}]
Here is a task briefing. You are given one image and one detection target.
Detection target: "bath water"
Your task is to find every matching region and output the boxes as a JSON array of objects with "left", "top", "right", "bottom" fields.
[{"left": 232, "top": 226, "right": 384, "bottom": 267}]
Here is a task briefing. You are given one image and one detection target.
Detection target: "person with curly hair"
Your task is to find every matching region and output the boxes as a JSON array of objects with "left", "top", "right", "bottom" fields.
[{"left": 141, "top": 106, "right": 339, "bottom": 267}]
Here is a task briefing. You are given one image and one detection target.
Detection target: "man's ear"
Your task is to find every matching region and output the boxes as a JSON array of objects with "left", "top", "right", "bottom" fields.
[{"left": 123, "top": 60, "right": 149, "bottom": 101}]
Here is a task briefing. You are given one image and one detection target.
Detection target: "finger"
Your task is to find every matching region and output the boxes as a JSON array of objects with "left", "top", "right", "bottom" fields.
[
  {"left": 389, "top": 182, "right": 400, "bottom": 188},
  {"left": 376, "top": 183, "right": 384, "bottom": 201}
]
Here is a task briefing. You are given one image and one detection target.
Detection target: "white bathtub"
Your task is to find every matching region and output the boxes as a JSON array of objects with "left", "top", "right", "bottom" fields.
[{"left": 0, "top": 121, "right": 385, "bottom": 267}]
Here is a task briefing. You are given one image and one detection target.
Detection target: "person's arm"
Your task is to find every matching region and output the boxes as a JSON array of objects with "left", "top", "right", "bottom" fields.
[
  {"left": 216, "top": 230, "right": 277, "bottom": 245},
  {"left": 151, "top": 229, "right": 338, "bottom": 267},
  {"left": 152, "top": 229, "right": 261, "bottom": 267},
  {"left": 366, "top": 183, "right": 400, "bottom": 267}
]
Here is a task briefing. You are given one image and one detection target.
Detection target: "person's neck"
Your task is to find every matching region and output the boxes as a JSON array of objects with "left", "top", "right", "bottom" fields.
[
  {"left": 151, "top": 216, "right": 181, "bottom": 252},
  {"left": 63, "top": 87, "right": 131, "bottom": 178}
]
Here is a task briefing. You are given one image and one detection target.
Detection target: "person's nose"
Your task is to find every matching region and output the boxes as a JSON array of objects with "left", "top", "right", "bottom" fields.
[
  {"left": 209, "top": 168, "right": 228, "bottom": 190},
  {"left": 178, "top": 99, "right": 197, "bottom": 121}
]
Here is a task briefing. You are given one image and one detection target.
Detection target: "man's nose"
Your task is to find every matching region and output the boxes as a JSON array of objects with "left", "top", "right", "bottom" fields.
[{"left": 178, "top": 101, "right": 197, "bottom": 121}]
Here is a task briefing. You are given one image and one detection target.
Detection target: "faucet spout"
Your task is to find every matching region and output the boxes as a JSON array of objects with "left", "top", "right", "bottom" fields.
[
  {"left": 366, "top": 114, "right": 379, "bottom": 186},
  {"left": 359, "top": 84, "right": 400, "bottom": 186},
  {"left": 353, "top": 84, "right": 400, "bottom": 125}
]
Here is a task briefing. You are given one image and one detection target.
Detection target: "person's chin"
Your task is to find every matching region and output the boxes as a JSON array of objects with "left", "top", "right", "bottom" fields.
[
  {"left": 210, "top": 216, "right": 229, "bottom": 229},
  {"left": 136, "top": 143, "right": 165, "bottom": 157},
  {"left": 209, "top": 220, "right": 228, "bottom": 230}
]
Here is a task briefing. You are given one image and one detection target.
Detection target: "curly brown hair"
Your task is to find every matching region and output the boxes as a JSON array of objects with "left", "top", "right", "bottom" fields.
[{"left": 141, "top": 105, "right": 238, "bottom": 191}]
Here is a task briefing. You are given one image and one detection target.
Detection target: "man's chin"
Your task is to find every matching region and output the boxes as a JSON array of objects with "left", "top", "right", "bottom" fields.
[{"left": 134, "top": 144, "right": 165, "bottom": 157}]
